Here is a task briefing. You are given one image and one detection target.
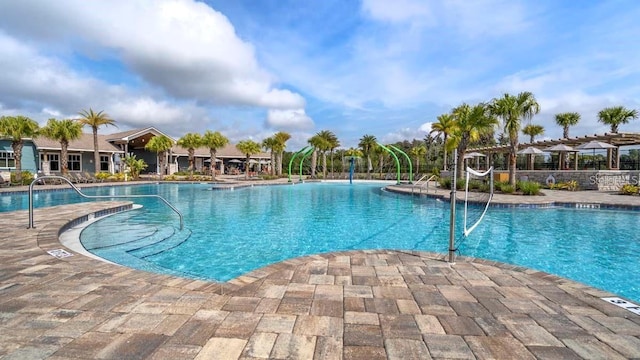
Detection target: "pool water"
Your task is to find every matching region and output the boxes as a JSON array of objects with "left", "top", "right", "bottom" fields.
[{"left": 4, "top": 182, "right": 640, "bottom": 302}]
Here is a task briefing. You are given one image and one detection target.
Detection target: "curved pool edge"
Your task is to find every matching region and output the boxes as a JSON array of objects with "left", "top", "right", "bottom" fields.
[{"left": 3, "top": 202, "right": 640, "bottom": 358}]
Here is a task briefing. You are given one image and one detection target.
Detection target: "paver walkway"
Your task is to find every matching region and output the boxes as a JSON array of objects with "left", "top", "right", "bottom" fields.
[{"left": 1, "top": 185, "right": 640, "bottom": 359}]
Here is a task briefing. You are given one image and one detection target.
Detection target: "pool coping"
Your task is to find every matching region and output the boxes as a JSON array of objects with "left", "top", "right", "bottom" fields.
[{"left": 3, "top": 198, "right": 640, "bottom": 358}]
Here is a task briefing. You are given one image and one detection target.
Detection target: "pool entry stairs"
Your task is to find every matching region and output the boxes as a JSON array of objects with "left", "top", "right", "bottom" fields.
[{"left": 80, "top": 210, "right": 192, "bottom": 275}]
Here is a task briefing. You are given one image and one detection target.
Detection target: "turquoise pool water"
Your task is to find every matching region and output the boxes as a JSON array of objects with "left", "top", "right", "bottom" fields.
[{"left": 3, "top": 182, "right": 640, "bottom": 302}]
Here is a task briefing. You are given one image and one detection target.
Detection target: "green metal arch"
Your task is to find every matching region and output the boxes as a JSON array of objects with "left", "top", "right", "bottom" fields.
[{"left": 377, "top": 143, "right": 401, "bottom": 184}]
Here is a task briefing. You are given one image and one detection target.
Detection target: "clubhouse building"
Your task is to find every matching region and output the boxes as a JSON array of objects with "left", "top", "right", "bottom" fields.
[{"left": 0, "top": 127, "right": 270, "bottom": 177}]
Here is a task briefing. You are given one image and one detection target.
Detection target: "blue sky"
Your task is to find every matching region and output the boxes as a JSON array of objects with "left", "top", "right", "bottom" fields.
[{"left": 0, "top": 0, "right": 639, "bottom": 149}]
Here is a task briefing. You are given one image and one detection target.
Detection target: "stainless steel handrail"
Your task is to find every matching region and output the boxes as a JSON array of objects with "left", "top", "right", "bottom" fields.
[
  {"left": 28, "top": 176, "right": 184, "bottom": 230},
  {"left": 411, "top": 174, "right": 438, "bottom": 195}
]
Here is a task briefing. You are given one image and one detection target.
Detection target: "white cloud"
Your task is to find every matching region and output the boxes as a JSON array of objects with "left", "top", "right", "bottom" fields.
[
  {"left": 418, "top": 122, "right": 433, "bottom": 132},
  {"left": 0, "top": 0, "right": 305, "bottom": 110},
  {"left": 266, "top": 109, "right": 315, "bottom": 131}
]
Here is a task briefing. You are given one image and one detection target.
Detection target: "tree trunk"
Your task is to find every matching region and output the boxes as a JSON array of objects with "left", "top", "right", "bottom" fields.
[
  {"left": 270, "top": 151, "right": 275, "bottom": 176},
  {"left": 443, "top": 135, "right": 448, "bottom": 171},
  {"left": 509, "top": 151, "right": 517, "bottom": 187},
  {"left": 310, "top": 150, "right": 317, "bottom": 178},
  {"left": 61, "top": 141, "right": 69, "bottom": 175},
  {"left": 210, "top": 149, "right": 216, "bottom": 180},
  {"left": 12, "top": 140, "right": 23, "bottom": 182},
  {"left": 245, "top": 155, "right": 250, "bottom": 179},
  {"left": 367, "top": 156, "right": 372, "bottom": 179},
  {"left": 93, "top": 127, "right": 100, "bottom": 174},
  {"left": 322, "top": 152, "right": 327, "bottom": 179}
]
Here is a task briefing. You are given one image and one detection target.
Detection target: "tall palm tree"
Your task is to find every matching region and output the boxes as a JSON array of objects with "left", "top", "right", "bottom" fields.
[
  {"left": 308, "top": 134, "right": 328, "bottom": 178},
  {"left": 358, "top": 134, "right": 377, "bottom": 179},
  {"left": 522, "top": 124, "right": 545, "bottom": 143},
  {"left": 430, "top": 114, "right": 456, "bottom": 171},
  {"left": 236, "top": 140, "right": 262, "bottom": 179},
  {"left": 262, "top": 136, "right": 277, "bottom": 176},
  {"left": 521, "top": 124, "right": 545, "bottom": 171},
  {"left": 0, "top": 115, "right": 39, "bottom": 182},
  {"left": 554, "top": 112, "right": 580, "bottom": 138},
  {"left": 409, "top": 145, "right": 427, "bottom": 174},
  {"left": 489, "top": 92, "right": 540, "bottom": 187},
  {"left": 273, "top": 132, "right": 291, "bottom": 176},
  {"left": 177, "top": 133, "right": 202, "bottom": 178},
  {"left": 41, "top": 118, "right": 83, "bottom": 175},
  {"left": 598, "top": 106, "right": 638, "bottom": 133},
  {"left": 317, "top": 130, "right": 340, "bottom": 179},
  {"left": 144, "top": 135, "right": 173, "bottom": 180},
  {"left": 202, "top": 130, "right": 229, "bottom": 180},
  {"left": 451, "top": 103, "right": 498, "bottom": 177},
  {"left": 316, "top": 130, "right": 337, "bottom": 179},
  {"left": 77, "top": 108, "right": 116, "bottom": 174}
]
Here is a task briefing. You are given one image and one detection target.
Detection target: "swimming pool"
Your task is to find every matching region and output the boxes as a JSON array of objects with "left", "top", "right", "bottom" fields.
[{"left": 4, "top": 182, "right": 640, "bottom": 302}]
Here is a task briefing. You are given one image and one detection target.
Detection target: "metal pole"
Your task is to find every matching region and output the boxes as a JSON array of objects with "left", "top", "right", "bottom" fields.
[
  {"left": 28, "top": 181, "right": 35, "bottom": 229},
  {"left": 448, "top": 149, "right": 457, "bottom": 263}
]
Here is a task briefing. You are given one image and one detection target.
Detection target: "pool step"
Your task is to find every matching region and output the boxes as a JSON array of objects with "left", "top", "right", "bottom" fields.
[
  {"left": 127, "top": 228, "right": 192, "bottom": 259},
  {"left": 82, "top": 223, "right": 175, "bottom": 251}
]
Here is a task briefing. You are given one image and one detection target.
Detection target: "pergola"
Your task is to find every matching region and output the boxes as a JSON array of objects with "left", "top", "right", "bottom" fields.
[{"left": 469, "top": 132, "right": 640, "bottom": 170}]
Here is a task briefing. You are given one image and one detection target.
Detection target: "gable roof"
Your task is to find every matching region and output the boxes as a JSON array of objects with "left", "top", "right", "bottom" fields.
[
  {"left": 33, "top": 134, "right": 123, "bottom": 153},
  {"left": 106, "top": 127, "right": 175, "bottom": 142}
]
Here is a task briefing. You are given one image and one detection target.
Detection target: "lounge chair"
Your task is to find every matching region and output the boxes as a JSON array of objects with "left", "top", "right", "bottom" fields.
[{"left": 0, "top": 174, "right": 11, "bottom": 187}]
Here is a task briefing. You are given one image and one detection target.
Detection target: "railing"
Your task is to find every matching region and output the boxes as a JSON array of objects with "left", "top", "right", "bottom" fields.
[
  {"left": 411, "top": 174, "right": 438, "bottom": 195},
  {"left": 28, "top": 176, "right": 184, "bottom": 230}
]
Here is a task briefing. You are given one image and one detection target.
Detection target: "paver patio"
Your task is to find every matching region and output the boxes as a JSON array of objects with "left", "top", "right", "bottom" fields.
[{"left": 1, "top": 183, "right": 640, "bottom": 359}]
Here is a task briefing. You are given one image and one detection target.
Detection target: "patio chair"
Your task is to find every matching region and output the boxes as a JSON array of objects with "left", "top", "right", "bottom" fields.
[
  {"left": 0, "top": 174, "right": 11, "bottom": 187},
  {"left": 82, "top": 172, "right": 98, "bottom": 183}
]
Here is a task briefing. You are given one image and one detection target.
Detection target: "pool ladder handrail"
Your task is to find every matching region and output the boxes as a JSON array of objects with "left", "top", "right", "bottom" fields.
[
  {"left": 27, "top": 175, "right": 184, "bottom": 230},
  {"left": 411, "top": 174, "right": 438, "bottom": 195}
]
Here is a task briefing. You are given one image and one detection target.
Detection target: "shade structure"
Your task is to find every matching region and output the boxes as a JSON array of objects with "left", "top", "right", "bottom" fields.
[
  {"left": 545, "top": 144, "right": 578, "bottom": 152},
  {"left": 517, "top": 146, "right": 547, "bottom": 155},
  {"left": 228, "top": 159, "right": 243, "bottom": 163},
  {"left": 463, "top": 152, "right": 486, "bottom": 159},
  {"left": 576, "top": 140, "right": 616, "bottom": 150},
  {"left": 576, "top": 140, "right": 616, "bottom": 169}
]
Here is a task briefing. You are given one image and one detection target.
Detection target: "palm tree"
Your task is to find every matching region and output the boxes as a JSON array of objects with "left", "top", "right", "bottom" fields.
[
  {"left": 409, "top": 145, "right": 427, "bottom": 174},
  {"left": 554, "top": 112, "right": 580, "bottom": 138},
  {"left": 236, "top": 139, "right": 262, "bottom": 179},
  {"left": 451, "top": 103, "right": 498, "bottom": 176},
  {"left": 177, "top": 133, "right": 202, "bottom": 178},
  {"left": 315, "top": 130, "right": 337, "bottom": 179},
  {"left": 317, "top": 130, "right": 340, "bottom": 178},
  {"left": 202, "top": 130, "right": 229, "bottom": 180},
  {"left": 373, "top": 145, "right": 386, "bottom": 178},
  {"left": 598, "top": 106, "right": 639, "bottom": 133},
  {"left": 358, "top": 134, "right": 377, "bottom": 179},
  {"left": 77, "top": 108, "right": 116, "bottom": 174},
  {"left": 430, "top": 114, "right": 456, "bottom": 171},
  {"left": 262, "top": 136, "right": 277, "bottom": 176},
  {"left": 144, "top": 135, "right": 173, "bottom": 180},
  {"left": 0, "top": 115, "right": 39, "bottom": 182},
  {"left": 273, "top": 132, "right": 291, "bottom": 176},
  {"left": 344, "top": 147, "right": 363, "bottom": 175},
  {"left": 489, "top": 92, "right": 540, "bottom": 187},
  {"left": 123, "top": 155, "right": 147, "bottom": 180},
  {"left": 40, "top": 118, "right": 83, "bottom": 175},
  {"left": 522, "top": 124, "right": 545, "bottom": 143},
  {"left": 308, "top": 134, "right": 328, "bottom": 178}
]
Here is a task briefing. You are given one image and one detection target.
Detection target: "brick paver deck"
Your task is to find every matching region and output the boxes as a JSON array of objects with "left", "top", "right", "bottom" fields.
[{"left": 1, "top": 184, "right": 640, "bottom": 359}]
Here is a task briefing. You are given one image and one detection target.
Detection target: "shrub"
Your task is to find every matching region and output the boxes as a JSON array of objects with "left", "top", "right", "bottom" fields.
[
  {"left": 261, "top": 175, "right": 279, "bottom": 180},
  {"left": 518, "top": 180, "right": 541, "bottom": 196},
  {"left": 499, "top": 183, "right": 515, "bottom": 194},
  {"left": 468, "top": 180, "right": 483, "bottom": 190},
  {"left": 11, "top": 171, "right": 34, "bottom": 185},
  {"left": 108, "top": 173, "right": 125, "bottom": 182},
  {"left": 478, "top": 183, "right": 491, "bottom": 193},
  {"left": 553, "top": 180, "right": 579, "bottom": 191},
  {"left": 95, "top": 172, "right": 111, "bottom": 181},
  {"left": 438, "top": 178, "right": 451, "bottom": 189},
  {"left": 620, "top": 184, "right": 640, "bottom": 195}
]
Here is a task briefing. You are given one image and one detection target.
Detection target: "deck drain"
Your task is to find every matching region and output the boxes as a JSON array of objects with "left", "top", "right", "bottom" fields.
[
  {"left": 47, "top": 249, "right": 73, "bottom": 259},
  {"left": 602, "top": 297, "right": 640, "bottom": 315}
]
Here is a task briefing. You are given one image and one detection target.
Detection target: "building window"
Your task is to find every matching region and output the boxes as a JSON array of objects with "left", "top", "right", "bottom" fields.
[
  {"left": 100, "top": 155, "right": 109, "bottom": 171},
  {"left": 0, "top": 151, "right": 15, "bottom": 168},
  {"left": 47, "top": 154, "right": 60, "bottom": 172},
  {"left": 68, "top": 154, "right": 81, "bottom": 171}
]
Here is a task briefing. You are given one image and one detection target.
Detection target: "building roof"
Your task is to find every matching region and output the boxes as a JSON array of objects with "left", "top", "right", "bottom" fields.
[
  {"left": 471, "top": 132, "right": 640, "bottom": 153},
  {"left": 105, "top": 127, "right": 175, "bottom": 142},
  {"left": 33, "top": 134, "right": 123, "bottom": 153},
  {"left": 171, "top": 143, "right": 270, "bottom": 159}
]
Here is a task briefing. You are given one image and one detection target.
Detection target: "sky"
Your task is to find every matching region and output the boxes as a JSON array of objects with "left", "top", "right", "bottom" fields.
[{"left": 0, "top": 0, "right": 639, "bottom": 150}]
